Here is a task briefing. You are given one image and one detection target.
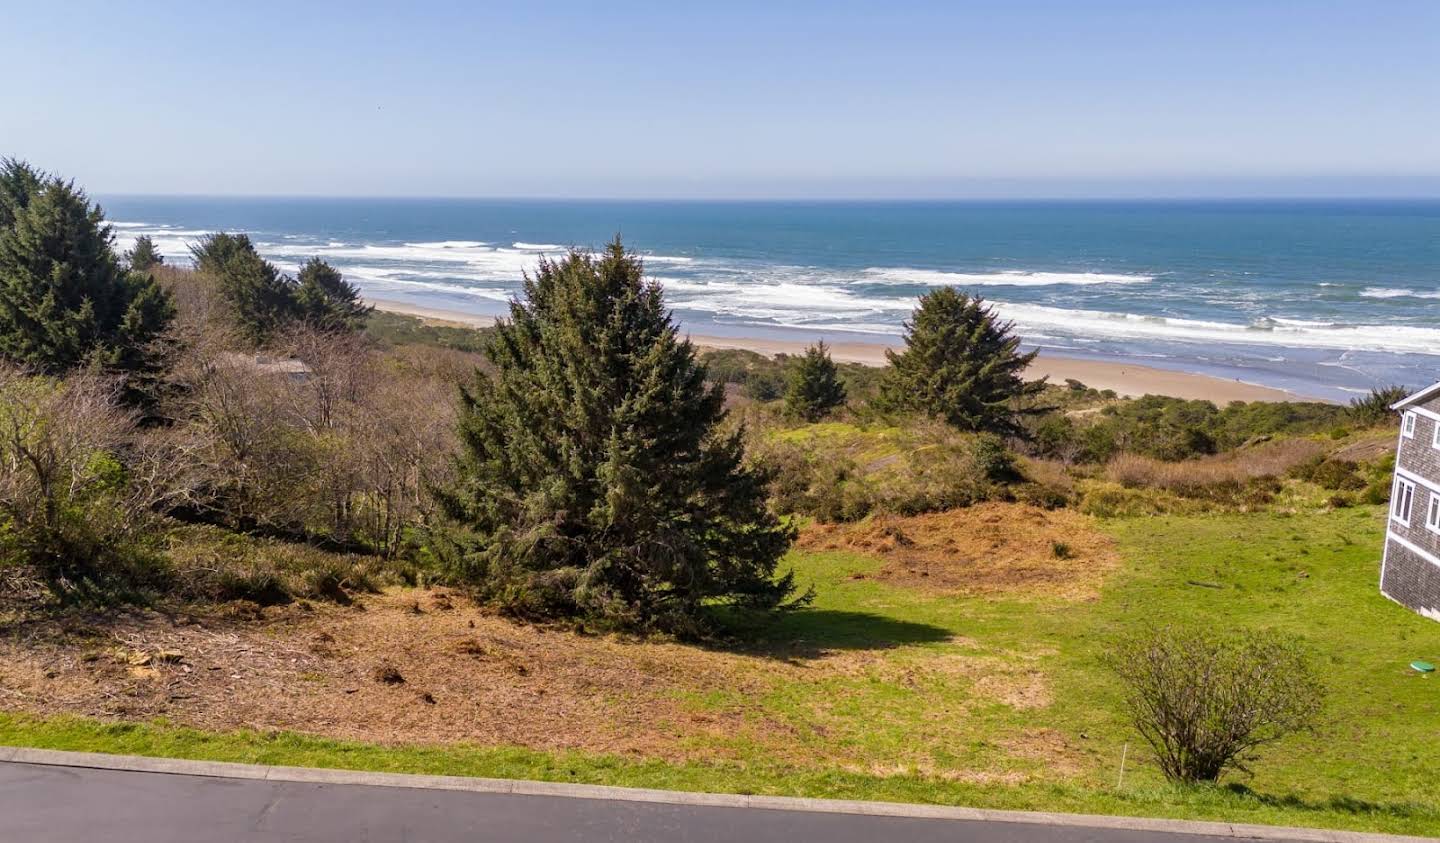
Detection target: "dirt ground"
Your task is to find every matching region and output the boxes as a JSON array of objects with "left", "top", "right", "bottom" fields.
[
  {"left": 797, "top": 503, "right": 1120, "bottom": 600},
  {"left": 0, "top": 590, "right": 775, "bottom": 759}
]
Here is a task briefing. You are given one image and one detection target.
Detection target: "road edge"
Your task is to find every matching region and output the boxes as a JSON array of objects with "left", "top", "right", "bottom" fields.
[{"left": 0, "top": 746, "right": 1423, "bottom": 843}]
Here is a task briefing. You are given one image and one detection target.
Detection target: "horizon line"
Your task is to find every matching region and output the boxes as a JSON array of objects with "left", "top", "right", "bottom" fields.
[{"left": 95, "top": 192, "right": 1440, "bottom": 203}]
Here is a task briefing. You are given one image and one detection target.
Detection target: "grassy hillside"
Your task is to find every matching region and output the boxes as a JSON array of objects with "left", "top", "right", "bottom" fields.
[{"left": 4, "top": 505, "right": 1437, "bottom": 835}]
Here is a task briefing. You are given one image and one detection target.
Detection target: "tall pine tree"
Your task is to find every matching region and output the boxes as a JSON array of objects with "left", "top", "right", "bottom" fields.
[
  {"left": 191, "top": 232, "right": 300, "bottom": 345},
  {"left": 879, "top": 288, "right": 1044, "bottom": 434},
  {"left": 0, "top": 159, "right": 174, "bottom": 383},
  {"left": 785, "top": 340, "right": 847, "bottom": 421},
  {"left": 438, "top": 237, "right": 800, "bottom": 634},
  {"left": 296, "top": 257, "right": 372, "bottom": 332}
]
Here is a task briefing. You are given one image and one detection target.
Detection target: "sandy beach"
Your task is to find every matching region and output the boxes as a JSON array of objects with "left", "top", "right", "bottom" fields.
[{"left": 369, "top": 298, "right": 1306, "bottom": 404}]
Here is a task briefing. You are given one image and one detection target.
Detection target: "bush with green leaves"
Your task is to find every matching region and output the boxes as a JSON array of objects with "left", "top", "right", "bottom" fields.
[
  {"left": 785, "top": 341, "right": 846, "bottom": 421},
  {"left": 757, "top": 425, "right": 1017, "bottom": 522},
  {"left": 0, "top": 159, "right": 174, "bottom": 393},
  {"left": 1027, "top": 394, "right": 1354, "bottom": 464},
  {"left": 1108, "top": 626, "right": 1324, "bottom": 783},
  {"left": 1347, "top": 385, "right": 1409, "bottom": 426},
  {"left": 435, "top": 238, "right": 802, "bottom": 634},
  {"left": 879, "top": 288, "right": 1045, "bottom": 435}
]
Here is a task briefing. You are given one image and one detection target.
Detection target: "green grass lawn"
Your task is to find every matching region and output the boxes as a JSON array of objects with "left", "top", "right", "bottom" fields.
[{"left": 5, "top": 506, "right": 1439, "bottom": 835}]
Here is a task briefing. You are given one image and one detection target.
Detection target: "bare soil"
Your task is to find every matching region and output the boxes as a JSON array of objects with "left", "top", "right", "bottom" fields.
[{"left": 0, "top": 591, "right": 764, "bottom": 759}]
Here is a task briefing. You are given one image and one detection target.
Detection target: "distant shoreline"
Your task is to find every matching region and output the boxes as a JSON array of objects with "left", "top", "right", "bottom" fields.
[{"left": 369, "top": 298, "right": 1309, "bottom": 404}]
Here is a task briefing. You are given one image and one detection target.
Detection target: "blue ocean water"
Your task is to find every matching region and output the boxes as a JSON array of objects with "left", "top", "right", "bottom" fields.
[{"left": 101, "top": 197, "right": 1440, "bottom": 400}]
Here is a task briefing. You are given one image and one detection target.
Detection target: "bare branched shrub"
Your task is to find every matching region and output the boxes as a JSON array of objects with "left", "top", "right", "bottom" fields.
[
  {"left": 0, "top": 366, "right": 165, "bottom": 595},
  {"left": 162, "top": 323, "right": 457, "bottom": 555},
  {"left": 1108, "top": 627, "right": 1324, "bottom": 783}
]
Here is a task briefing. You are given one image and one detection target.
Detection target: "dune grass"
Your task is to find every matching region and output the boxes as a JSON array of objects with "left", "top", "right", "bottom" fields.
[{"left": 4, "top": 506, "right": 1439, "bottom": 835}]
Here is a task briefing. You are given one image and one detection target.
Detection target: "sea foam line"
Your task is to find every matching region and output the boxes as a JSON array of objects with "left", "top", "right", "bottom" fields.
[{"left": 862, "top": 268, "right": 1153, "bottom": 287}]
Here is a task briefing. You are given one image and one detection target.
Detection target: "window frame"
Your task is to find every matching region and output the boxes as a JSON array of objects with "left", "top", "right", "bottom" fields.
[
  {"left": 1432, "top": 417, "right": 1440, "bottom": 451},
  {"left": 1392, "top": 476, "right": 1416, "bottom": 527},
  {"left": 1428, "top": 492, "right": 1440, "bottom": 536},
  {"left": 1402, "top": 411, "right": 1417, "bottom": 439}
]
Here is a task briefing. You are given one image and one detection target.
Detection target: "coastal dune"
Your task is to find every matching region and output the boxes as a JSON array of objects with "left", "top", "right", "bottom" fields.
[{"left": 369, "top": 298, "right": 1304, "bottom": 404}]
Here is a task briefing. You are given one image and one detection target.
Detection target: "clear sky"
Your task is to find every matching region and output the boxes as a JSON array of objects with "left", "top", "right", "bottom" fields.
[{"left": 5, "top": 0, "right": 1438, "bottom": 198}]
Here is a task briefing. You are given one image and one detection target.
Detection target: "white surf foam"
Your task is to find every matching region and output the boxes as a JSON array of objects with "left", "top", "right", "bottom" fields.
[
  {"left": 862, "top": 268, "right": 1153, "bottom": 287},
  {"left": 511, "top": 242, "right": 564, "bottom": 251},
  {"left": 986, "top": 302, "right": 1440, "bottom": 354},
  {"left": 1361, "top": 286, "right": 1440, "bottom": 300}
]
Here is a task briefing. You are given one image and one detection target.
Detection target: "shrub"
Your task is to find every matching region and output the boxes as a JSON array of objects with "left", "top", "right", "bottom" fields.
[
  {"left": 785, "top": 341, "right": 846, "bottom": 421},
  {"left": 1108, "top": 627, "right": 1324, "bottom": 783},
  {"left": 1348, "top": 385, "right": 1408, "bottom": 426},
  {"left": 754, "top": 424, "right": 1016, "bottom": 522},
  {"left": 0, "top": 367, "right": 167, "bottom": 598},
  {"left": 1288, "top": 456, "right": 1365, "bottom": 491},
  {"left": 1104, "top": 439, "right": 1324, "bottom": 500},
  {"left": 124, "top": 235, "right": 164, "bottom": 271},
  {"left": 435, "top": 239, "right": 802, "bottom": 634}
]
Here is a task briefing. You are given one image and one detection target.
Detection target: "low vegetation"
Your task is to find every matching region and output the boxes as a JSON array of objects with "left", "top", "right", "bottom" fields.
[
  {"left": 1109, "top": 627, "right": 1325, "bottom": 783},
  {"left": 0, "top": 158, "right": 1427, "bottom": 834}
]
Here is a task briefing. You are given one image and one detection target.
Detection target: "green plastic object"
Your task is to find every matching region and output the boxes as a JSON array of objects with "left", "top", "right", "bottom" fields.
[{"left": 1412, "top": 660, "right": 1436, "bottom": 673}]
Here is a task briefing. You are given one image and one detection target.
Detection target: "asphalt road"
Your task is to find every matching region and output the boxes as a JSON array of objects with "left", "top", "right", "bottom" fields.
[{"left": 0, "top": 761, "right": 1298, "bottom": 843}]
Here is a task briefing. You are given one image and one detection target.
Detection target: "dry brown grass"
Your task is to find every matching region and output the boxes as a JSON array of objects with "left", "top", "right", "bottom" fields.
[
  {"left": 797, "top": 503, "right": 1120, "bottom": 600},
  {"left": 0, "top": 591, "right": 768, "bottom": 759},
  {"left": 1104, "top": 438, "right": 1326, "bottom": 494}
]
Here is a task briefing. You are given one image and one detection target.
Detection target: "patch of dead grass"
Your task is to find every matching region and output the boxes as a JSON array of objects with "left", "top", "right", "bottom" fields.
[{"left": 798, "top": 503, "right": 1119, "bottom": 600}]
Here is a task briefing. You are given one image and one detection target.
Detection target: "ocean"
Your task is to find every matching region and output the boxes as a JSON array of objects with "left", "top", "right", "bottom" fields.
[{"left": 101, "top": 197, "right": 1440, "bottom": 401}]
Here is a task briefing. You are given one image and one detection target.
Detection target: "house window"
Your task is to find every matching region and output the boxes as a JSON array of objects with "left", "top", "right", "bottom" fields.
[
  {"left": 1392, "top": 477, "right": 1416, "bottom": 526},
  {"left": 1429, "top": 493, "right": 1440, "bottom": 535},
  {"left": 1402, "top": 412, "right": 1417, "bottom": 439},
  {"left": 1433, "top": 419, "right": 1440, "bottom": 451}
]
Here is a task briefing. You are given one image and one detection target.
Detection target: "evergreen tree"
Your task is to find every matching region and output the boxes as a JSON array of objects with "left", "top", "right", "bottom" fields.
[
  {"left": 879, "top": 288, "right": 1044, "bottom": 434},
  {"left": 438, "top": 237, "right": 801, "bottom": 634},
  {"left": 295, "top": 257, "right": 372, "bottom": 332},
  {"left": 785, "top": 341, "right": 847, "bottom": 421},
  {"left": 0, "top": 160, "right": 174, "bottom": 382},
  {"left": 191, "top": 232, "right": 300, "bottom": 345},
  {"left": 0, "top": 158, "right": 44, "bottom": 230},
  {"left": 124, "top": 234, "right": 164, "bottom": 271}
]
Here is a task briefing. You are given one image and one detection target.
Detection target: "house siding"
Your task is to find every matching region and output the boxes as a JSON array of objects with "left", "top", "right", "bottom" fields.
[
  {"left": 1385, "top": 392, "right": 1440, "bottom": 621},
  {"left": 1382, "top": 541, "right": 1440, "bottom": 621}
]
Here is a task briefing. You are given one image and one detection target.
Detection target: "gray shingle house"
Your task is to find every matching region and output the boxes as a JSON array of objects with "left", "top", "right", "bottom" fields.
[{"left": 1382, "top": 381, "right": 1440, "bottom": 621}]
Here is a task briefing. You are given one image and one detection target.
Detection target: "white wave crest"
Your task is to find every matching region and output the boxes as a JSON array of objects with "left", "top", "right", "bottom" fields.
[
  {"left": 987, "top": 302, "right": 1440, "bottom": 354},
  {"left": 511, "top": 242, "right": 564, "bottom": 251},
  {"left": 862, "top": 268, "right": 1153, "bottom": 287},
  {"left": 1361, "top": 287, "right": 1440, "bottom": 300}
]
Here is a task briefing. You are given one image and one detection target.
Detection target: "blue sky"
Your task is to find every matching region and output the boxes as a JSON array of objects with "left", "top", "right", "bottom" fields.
[{"left": 5, "top": 0, "right": 1438, "bottom": 198}]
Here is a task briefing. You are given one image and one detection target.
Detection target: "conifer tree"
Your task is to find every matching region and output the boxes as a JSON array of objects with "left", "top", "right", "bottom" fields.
[
  {"left": 191, "top": 232, "right": 300, "bottom": 345},
  {"left": 438, "top": 237, "right": 800, "bottom": 633},
  {"left": 0, "top": 160, "right": 174, "bottom": 382},
  {"left": 879, "top": 288, "right": 1044, "bottom": 434},
  {"left": 295, "top": 257, "right": 371, "bottom": 332},
  {"left": 0, "top": 158, "right": 43, "bottom": 230},
  {"left": 124, "top": 235, "right": 164, "bottom": 271},
  {"left": 785, "top": 341, "right": 847, "bottom": 421}
]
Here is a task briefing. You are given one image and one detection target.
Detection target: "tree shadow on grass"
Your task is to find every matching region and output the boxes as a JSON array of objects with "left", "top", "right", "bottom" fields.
[
  {"left": 706, "top": 607, "right": 954, "bottom": 662},
  {"left": 1220, "top": 783, "right": 1435, "bottom": 820}
]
